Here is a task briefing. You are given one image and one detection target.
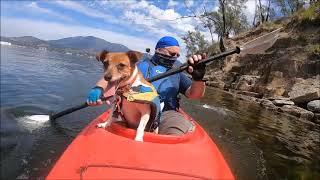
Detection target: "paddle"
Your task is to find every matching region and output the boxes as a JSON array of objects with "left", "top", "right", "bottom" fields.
[
  {"left": 26, "top": 47, "right": 239, "bottom": 122},
  {"left": 28, "top": 27, "right": 283, "bottom": 122},
  {"left": 146, "top": 47, "right": 240, "bottom": 82}
]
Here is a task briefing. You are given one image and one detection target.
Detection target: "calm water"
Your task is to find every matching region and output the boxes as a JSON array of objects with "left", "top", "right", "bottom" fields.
[{"left": 1, "top": 46, "right": 319, "bottom": 180}]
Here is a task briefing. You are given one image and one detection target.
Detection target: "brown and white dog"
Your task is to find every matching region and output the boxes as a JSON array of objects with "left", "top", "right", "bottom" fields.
[{"left": 95, "top": 50, "right": 158, "bottom": 142}]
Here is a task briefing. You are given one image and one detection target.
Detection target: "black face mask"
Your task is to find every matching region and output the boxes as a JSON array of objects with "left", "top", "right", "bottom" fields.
[{"left": 152, "top": 52, "right": 177, "bottom": 69}]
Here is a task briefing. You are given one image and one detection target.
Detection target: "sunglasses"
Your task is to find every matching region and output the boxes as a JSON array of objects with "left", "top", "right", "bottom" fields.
[
  {"left": 161, "top": 48, "right": 180, "bottom": 57},
  {"left": 168, "top": 52, "right": 180, "bottom": 57}
]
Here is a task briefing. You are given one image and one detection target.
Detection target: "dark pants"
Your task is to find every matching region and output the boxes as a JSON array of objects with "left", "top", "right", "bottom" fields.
[{"left": 158, "top": 110, "right": 192, "bottom": 135}]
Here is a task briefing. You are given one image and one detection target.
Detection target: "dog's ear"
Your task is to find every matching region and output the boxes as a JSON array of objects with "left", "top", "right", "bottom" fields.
[
  {"left": 96, "top": 50, "right": 109, "bottom": 61},
  {"left": 127, "top": 51, "right": 143, "bottom": 64}
]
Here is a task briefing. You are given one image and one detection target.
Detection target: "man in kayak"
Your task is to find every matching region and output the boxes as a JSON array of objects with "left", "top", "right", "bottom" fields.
[{"left": 87, "top": 36, "right": 206, "bottom": 135}]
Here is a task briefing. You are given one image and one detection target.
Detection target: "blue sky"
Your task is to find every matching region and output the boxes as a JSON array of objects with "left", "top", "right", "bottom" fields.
[{"left": 1, "top": 0, "right": 256, "bottom": 56}]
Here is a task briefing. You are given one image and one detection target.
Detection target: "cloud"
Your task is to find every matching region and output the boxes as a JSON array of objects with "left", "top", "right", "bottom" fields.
[
  {"left": 54, "top": 1, "right": 105, "bottom": 18},
  {"left": 1, "top": 16, "right": 192, "bottom": 61},
  {"left": 0, "top": 17, "right": 156, "bottom": 53},
  {"left": 185, "top": 0, "right": 194, "bottom": 7},
  {"left": 120, "top": 1, "right": 199, "bottom": 35},
  {"left": 52, "top": 1, "right": 125, "bottom": 25},
  {"left": 1, "top": 1, "right": 217, "bottom": 60},
  {"left": 27, "top": 2, "right": 73, "bottom": 22},
  {"left": 49, "top": 0, "right": 206, "bottom": 45},
  {"left": 52, "top": 1, "right": 190, "bottom": 38},
  {"left": 109, "top": 0, "right": 218, "bottom": 56},
  {"left": 202, "top": 31, "right": 219, "bottom": 42},
  {"left": 167, "top": 0, "right": 179, "bottom": 8},
  {"left": 124, "top": 11, "right": 156, "bottom": 27}
]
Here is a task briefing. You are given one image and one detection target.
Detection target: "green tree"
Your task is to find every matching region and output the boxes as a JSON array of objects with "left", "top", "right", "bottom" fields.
[
  {"left": 275, "top": 0, "right": 305, "bottom": 16},
  {"left": 204, "top": 0, "right": 249, "bottom": 52},
  {"left": 181, "top": 30, "right": 210, "bottom": 57},
  {"left": 253, "top": 0, "right": 277, "bottom": 25}
]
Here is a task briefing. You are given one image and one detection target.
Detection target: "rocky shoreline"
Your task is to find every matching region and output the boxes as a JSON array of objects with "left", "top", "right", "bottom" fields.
[
  {"left": 206, "top": 85, "right": 320, "bottom": 125},
  {"left": 203, "top": 12, "right": 319, "bottom": 125}
]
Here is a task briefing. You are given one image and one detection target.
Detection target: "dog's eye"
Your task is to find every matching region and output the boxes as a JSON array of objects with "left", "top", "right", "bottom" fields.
[
  {"left": 117, "top": 63, "right": 126, "bottom": 69},
  {"left": 103, "top": 61, "right": 109, "bottom": 69}
]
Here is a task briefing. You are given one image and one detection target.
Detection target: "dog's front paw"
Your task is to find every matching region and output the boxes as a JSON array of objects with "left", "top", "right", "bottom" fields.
[
  {"left": 96, "top": 122, "right": 109, "bottom": 128},
  {"left": 134, "top": 136, "right": 144, "bottom": 142},
  {"left": 153, "top": 127, "right": 159, "bottom": 134}
]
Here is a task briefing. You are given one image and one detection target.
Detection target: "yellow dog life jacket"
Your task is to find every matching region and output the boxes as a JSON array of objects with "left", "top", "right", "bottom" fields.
[{"left": 120, "top": 84, "right": 161, "bottom": 131}]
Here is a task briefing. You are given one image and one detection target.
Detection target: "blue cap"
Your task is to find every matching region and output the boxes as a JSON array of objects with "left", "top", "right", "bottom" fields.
[{"left": 155, "top": 36, "right": 179, "bottom": 49}]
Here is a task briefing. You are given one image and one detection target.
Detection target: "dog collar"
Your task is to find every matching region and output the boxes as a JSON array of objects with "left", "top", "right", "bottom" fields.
[{"left": 117, "top": 66, "right": 139, "bottom": 89}]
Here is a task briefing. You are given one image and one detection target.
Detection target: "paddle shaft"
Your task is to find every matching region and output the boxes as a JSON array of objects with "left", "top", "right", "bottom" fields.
[
  {"left": 50, "top": 103, "right": 88, "bottom": 120},
  {"left": 50, "top": 47, "right": 240, "bottom": 120},
  {"left": 50, "top": 96, "right": 111, "bottom": 120},
  {"left": 147, "top": 47, "right": 240, "bottom": 82}
]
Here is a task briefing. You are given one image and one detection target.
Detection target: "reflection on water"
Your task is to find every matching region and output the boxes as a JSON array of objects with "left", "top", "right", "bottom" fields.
[
  {"left": 0, "top": 46, "right": 106, "bottom": 179},
  {"left": 182, "top": 87, "right": 320, "bottom": 180},
  {"left": 1, "top": 46, "right": 319, "bottom": 180}
]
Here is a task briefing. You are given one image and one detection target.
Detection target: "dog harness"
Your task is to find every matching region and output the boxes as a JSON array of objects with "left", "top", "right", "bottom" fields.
[{"left": 113, "top": 68, "right": 162, "bottom": 132}]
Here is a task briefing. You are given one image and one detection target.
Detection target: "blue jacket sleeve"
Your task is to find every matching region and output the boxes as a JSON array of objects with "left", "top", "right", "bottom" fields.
[{"left": 179, "top": 73, "right": 192, "bottom": 95}]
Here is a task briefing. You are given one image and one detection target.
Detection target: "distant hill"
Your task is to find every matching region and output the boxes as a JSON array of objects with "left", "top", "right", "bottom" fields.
[
  {"left": 1, "top": 36, "right": 48, "bottom": 47},
  {"left": 0, "top": 35, "right": 130, "bottom": 57},
  {"left": 10, "top": 36, "right": 47, "bottom": 45},
  {"left": 48, "top": 36, "right": 130, "bottom": 52}
]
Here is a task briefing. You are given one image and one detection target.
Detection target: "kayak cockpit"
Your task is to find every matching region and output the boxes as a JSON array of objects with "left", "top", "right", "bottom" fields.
[
  {"left": 105, "top": 120, "right": 196, "bottom": 144},
  {"left": 90, "top": 109, "right": 197, "bottom": 144}
]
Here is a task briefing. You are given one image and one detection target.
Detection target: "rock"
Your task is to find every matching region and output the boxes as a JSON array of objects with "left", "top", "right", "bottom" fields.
[
  {"left": 280, "top": 105, "right": 300, "bottom": 116},
  {"left": 307, "top": 100, "right": 320, "bottom": 113},
  {"left": 263, "top": 71, "right": 286, "bottom": 97},
  {"left": 237, "top": 94, "right": 257, "bottom": 102},
  {"left": 265, "top": 86, "right": 286, "bottom": 97},
  {"left": 280, "top": 105, "right": 314, "bottom": 121},
  {"left": 300, "top": 111, "right": 314, "bottom": 121},
  {"left": 204, "top": 71, "right": 224, "bottom": 82},
  {"left": 233, "top": 75, "right": 260, "bottom": 91},
  {"left": 288, "top": 77, "right": 320, "bottom": 104},
  {"left": 267, "top": 96, "right": 290, "bottom": 101},
  {"left": 314, "top": 113, "right": 320, "bottom": 124},
  {"left": 237, "top": 91, "right": 261, "bottom": 98},
  {"left": 206, "top": 81, "right": 225, "bottom": 89},
  {"left": 260, "top": 99, "right": 277, "bottom": 110},
  {"left": 290, "top": 91, "right": 320, "bottom": 104},
  {"left": 203, "top": 75, "right": 211, "bottom": 81},
  {"left": 272, "top": 99, "right": 295, "bottom": 106}
]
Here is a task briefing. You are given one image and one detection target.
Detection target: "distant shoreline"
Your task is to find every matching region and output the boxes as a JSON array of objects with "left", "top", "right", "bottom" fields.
[
  {"left": 1, "top": 42, "right": 96, "bottom": 59},
  {"left": 0, "top": 35, "right": 130, "bottom": 59}
]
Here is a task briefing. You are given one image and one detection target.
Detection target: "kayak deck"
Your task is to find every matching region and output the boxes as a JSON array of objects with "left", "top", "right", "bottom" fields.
[{"left": 47, "top": 109, "right": 234, "bottom": 179}]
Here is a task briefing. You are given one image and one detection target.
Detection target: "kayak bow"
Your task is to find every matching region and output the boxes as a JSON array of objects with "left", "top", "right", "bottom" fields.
[{"left": 46, "top": 109, "right": 234, "bottom": 180}]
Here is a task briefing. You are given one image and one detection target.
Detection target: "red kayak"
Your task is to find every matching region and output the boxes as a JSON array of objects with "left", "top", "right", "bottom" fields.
[{"left": 47, "top": 109, "right": 234, "bottom": 179}]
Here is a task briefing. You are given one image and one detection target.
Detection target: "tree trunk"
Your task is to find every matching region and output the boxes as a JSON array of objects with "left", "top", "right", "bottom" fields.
[
  {"left": 265, "top": 0, "right": 271, "bottom": 22},
  {"left": 258, "top": 0, "right": 265, "bottom": 23},
  {"left": 208, "top": 26, "right": 215, "bottom": 44},
  {"left": 253, "top": 0, "right": 257, "bottom": 26},
  {"left": 219, "top": 36, "right": 226, "bottom": 52},
  {"left": 220, "top": 0, "right": 227, "bottom": 38}
]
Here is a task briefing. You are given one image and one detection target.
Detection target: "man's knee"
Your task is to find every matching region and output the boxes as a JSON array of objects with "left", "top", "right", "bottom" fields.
[
  {"left": 159, "top": 110, "right": 192, "bottom": 135},
  {"left": 163, "top": 127, "right": 185, "bottom": 135}
]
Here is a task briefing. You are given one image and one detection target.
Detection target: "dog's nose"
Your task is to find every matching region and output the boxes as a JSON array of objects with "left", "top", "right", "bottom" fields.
[{"left": 104, "top": 75, "right": 112, "bottom": 81}]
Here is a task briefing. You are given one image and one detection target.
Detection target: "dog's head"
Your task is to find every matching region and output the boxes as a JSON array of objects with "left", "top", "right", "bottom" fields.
[{"left": 96, "top": 50, "right": 143, "bottom": 82}]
